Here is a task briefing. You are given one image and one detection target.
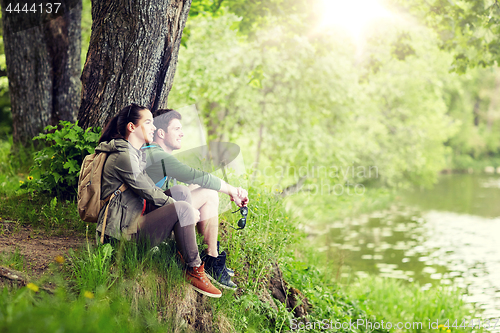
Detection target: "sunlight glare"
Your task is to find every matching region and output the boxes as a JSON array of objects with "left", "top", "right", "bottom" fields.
[{"left": 319, "top": 0, "right": 392, "bottom": 39}]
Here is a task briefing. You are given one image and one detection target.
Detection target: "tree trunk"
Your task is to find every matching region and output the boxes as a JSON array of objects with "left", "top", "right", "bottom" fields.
[
  {"left": 1, "top": 1, "right": 82, "bottom": 143},
  {"left": 78, "top": 0, "right": 192, "bottom": 129}
]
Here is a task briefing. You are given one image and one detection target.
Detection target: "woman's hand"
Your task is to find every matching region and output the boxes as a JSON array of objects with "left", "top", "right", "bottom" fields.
[{"left": 193, "top": 207, "right": 201, "bottom": 222}]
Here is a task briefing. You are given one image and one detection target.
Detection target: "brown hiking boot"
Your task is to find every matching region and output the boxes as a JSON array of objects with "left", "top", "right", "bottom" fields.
[{"left": 185, "top": 263, "right": 222, "bottom": 298}]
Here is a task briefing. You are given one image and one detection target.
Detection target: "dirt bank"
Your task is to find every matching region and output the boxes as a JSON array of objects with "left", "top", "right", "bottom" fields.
[{"left": 0, "top": 221, "right": 85, "bottom": 277}]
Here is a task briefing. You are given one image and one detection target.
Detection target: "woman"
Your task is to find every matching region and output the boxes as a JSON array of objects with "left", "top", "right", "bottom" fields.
[{"left": 95, "top": 103, "right": 221, "bottom": 298}]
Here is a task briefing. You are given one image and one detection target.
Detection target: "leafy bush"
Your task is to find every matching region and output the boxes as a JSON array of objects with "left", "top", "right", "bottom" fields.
[{"left": 22, "top": 121, "right": 101, "bottom": 199}]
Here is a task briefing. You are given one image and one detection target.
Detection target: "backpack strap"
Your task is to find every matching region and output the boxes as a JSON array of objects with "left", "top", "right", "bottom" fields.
[
  {"left": 161, "top": 159, "right": 167, "bottom": 178},
  {"left": 100, "top": 183, "right": 128, "bottom": 244},
  {"left": 153, "top": 159, "right": 169, "bottom": 189},
  {"left": 155, "top": 176, "right": 167, "bottom": 188}
]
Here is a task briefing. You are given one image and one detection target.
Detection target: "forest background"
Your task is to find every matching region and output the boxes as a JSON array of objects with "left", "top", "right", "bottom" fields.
[{"left": 1, "top": 0, "right": 500, "bottom": 193}]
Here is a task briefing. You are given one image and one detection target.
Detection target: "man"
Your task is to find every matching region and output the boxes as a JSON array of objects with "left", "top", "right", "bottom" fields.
[{"left": 144, "top": 109, "right": 249, "bottom": 290}]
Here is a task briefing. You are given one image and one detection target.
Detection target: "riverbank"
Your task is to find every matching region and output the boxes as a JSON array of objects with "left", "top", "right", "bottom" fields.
[{"left": 295, "top": 183, "right": 486, "bottom": 333}]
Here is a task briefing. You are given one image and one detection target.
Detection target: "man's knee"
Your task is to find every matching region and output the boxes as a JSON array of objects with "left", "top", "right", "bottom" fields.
[
  {"left": 206, "top": 188, "right": 219, "bottom": 205},
  {"left": 191, "top": 187, "right": 219, "bottom": 207},
  {"left": 170, "top": 185, "right": 192, "bottom": 202},
  {"left": 199, "top": 188, "right": 219, "bottom": 209}
]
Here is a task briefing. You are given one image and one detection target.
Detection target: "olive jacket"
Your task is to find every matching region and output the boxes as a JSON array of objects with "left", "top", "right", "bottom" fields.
[{"left": 95, "top": 139, "right": 175, "bottom": 240}]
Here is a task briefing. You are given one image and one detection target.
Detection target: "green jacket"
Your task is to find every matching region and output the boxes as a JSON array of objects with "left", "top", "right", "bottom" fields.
[
  {"left": 96, "top": 139, "right": 175, "bottom": 239},
  {"left": 144, "top": 143, "right": 221, "bottom": 191}
]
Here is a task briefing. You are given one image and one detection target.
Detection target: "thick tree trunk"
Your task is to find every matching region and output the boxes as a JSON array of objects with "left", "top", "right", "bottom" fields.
[
  {"left": 78, "top": 0, "right": 192, "bottom": 129},
  {"left": 1, "top": 1, "right": 82, "bottom": 143}
]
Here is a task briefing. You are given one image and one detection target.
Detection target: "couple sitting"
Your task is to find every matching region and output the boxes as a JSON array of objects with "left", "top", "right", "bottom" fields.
[
  {"left": 95, "top": 104, "right": 248, "bottom": 298},
  {"left": 144, "top": 108, "right": 249, "bottom": 290}
]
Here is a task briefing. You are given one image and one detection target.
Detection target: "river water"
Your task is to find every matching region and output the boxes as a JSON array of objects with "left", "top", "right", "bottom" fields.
[{"left": 318, "top": 174, "right": 500, "bottom": 320}]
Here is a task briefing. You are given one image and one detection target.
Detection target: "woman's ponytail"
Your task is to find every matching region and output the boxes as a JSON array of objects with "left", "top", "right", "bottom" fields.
[
  {"left": 98, "top": 104, "right": 148, "bottom": 143},
  {"left": 99, "top": 116, "right": 120, "bottom": 143}
]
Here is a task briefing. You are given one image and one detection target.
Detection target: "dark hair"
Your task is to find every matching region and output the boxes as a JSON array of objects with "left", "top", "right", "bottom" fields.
[
  {"left": 152, "top": 109, "right": 182, "bottom": 133},
  {"left": 99, "top": 104, "right": 148, "bottom": 143}
]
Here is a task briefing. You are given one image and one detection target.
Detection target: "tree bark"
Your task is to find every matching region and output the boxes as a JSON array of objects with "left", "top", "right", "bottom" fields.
[
  {"left": 78, "top": 0, "right": 192, "bottom": 129},
  {"left": 1, "top": 1, "right": 82, "bottom": 143}
]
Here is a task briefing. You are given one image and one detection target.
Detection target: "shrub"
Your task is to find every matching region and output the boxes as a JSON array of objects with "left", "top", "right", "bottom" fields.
[{"left": 22, "top": 121, "right": 101, "bottom": 199}]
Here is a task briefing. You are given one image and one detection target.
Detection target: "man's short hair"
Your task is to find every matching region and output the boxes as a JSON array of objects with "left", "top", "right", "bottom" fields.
[{"left": 152, "top": 109, "right": 182, "bottom": 132}]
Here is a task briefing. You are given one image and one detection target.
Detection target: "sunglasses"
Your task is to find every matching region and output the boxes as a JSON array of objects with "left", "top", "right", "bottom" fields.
[{"left": 230, "top": 206, "right": 248, "bottom": 230}]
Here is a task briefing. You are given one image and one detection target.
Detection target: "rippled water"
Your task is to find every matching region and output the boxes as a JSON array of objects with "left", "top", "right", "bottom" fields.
[{"left": 317, "top": 174, "right": 500, "bottom": 321}]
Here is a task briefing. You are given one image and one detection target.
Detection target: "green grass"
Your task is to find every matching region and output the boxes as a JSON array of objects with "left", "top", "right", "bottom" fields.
[
  {"left": 0, "top": 136, "right": 33, "bottom": 177},
  {"left": 0, "top": 248, "right": 26, "bottom": 272},
  {"left": 0, "top": 194, "right": 86, "bottom": 234},
  {"left": 0, "top": 286, "right": 171, "bottom": 333},
  {"left": 347, "top": 276, "right": 481, "bottom": 333},
  {"left": 283, "top": 261, "right": 389, "bottom": 333}
]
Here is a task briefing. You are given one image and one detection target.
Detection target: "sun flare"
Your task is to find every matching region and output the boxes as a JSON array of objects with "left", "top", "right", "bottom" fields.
[{"left": 318, "top": 0, "right": 392, "bottom": 39}]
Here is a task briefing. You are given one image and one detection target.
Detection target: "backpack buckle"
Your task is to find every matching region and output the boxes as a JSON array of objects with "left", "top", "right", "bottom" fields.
[{"left": 114, "top": 189, "right": 122, "bottom": 196}]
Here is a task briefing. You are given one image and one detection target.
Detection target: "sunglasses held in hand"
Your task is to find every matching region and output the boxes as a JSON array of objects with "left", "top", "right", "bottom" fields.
[{"left": 230, "top": 206, "right": 248, "bottom": 230}]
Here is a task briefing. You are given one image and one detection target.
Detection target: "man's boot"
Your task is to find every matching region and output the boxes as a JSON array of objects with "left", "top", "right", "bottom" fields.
[
  {"left": 203, "top": 254, "right": 237, "bottom": 290},
  {"left": 217, "top": 241, "right": 235, "bottom": 276}
]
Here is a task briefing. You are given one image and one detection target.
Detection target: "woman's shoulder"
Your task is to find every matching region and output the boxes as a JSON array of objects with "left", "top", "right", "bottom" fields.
[
  {"left": 96, "top": 138, "right": 127, "bottom": 153},
  {"left": 96, "top": 139, "right": 140, "bottom": 156}
]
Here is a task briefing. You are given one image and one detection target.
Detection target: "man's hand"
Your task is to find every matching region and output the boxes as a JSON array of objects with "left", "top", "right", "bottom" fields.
[{"left": 230, "top": 186, "right": 249, "bottom": 207}]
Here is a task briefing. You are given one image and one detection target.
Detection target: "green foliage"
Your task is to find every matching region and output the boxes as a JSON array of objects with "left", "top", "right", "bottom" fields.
[
  {"left": 400, "top": 0, "right": 500, "bottom": 72},
  {"left": 0, "top": 28, "right": 10, "bottom": 134},
  {"left": 222, "top": 185, "right": 301, "bottom": 290},
  {"left": 170, "top": 14, "right": 460, "bottom": 188},
  {"left": 0, "top": 140, "right": 29, "bottom": 196},
  {"left": 0, "top": 133, "right": 85, "bottom": 234},
  {"left": 0, "top": 136, "right": 34, "bottom": 178},
  {"left": 440, "top": 66, "right": 500, "bottom": 169},
  {"left": 23, "top": 121, "right": 100, "bottom": 199},
  {"left": 218, "top": 186, "right": 392, "bottom": 332},
  {"left": 391, "top": 32, "right": 416, "bottom": 60},
  {"left": 81, "top": 0, "right": 92, "bottom": 69},
  {"left": 189, "top": 0, "right": 313, "bottom": 37}
]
